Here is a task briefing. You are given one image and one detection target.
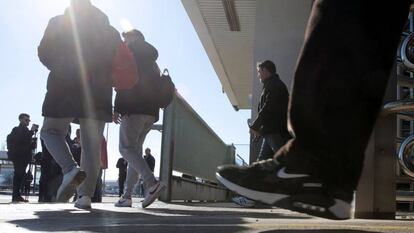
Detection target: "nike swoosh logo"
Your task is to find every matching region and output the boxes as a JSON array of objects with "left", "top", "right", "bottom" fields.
[
  {"left": 277, "top": 167, "right": 309, "bottom": 179},
  {"left": 149, "top": 183, "right": 160, "bottom": 195}
]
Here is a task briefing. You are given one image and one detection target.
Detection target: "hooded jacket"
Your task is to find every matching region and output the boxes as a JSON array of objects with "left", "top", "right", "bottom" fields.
[{"left": 38, "top": 5, "right": 121, "bottom": 122}]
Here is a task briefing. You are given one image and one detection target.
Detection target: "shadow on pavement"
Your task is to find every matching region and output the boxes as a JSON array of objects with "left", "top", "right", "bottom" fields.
[
  {"left": 7, "top": 206, "right": 309, "bottom": 233},
  {"left": 150, "top": 208, "right": 310, "bottom": 219}
]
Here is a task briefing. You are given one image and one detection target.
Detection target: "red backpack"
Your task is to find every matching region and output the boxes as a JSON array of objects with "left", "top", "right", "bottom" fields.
[{"left": 112, "top": 42, "right": 139, "bottom": 90}]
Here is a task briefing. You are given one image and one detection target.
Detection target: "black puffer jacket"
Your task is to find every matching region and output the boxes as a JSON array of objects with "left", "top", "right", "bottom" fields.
[
  {"left": 114, "top": 40, "right": 160, "bottom": 121},
  {"left": 250, "top": 74, "right": 290, "bottom": 137},
  {"left": 7, "top": 124, "right": 34, "bottom": 163},
  {"left": 38, "top": 5, "right": 121, "bottom": 122}
]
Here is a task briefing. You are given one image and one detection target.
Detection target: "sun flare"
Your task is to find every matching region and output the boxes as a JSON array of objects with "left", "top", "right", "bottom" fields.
[{"left": 120, "top": 18, "right": 134, "bottom": 32}]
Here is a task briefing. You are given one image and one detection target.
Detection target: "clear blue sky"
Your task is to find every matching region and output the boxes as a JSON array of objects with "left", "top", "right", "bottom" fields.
[{"left": 0, "top": 0, "right": 251, "bottom": 181}]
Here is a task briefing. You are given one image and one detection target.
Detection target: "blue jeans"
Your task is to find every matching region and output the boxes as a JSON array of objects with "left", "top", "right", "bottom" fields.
[
  {"left": 40, "top": 117, "right": 105, "bottom": 197},
  {"left": 258, "top": 134, "right": 287, "bottom": 161}
]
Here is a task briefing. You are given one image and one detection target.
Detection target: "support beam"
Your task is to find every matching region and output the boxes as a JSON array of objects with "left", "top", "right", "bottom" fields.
[{"left": 222, "top": 0, "right": 240, "bottom": 31}]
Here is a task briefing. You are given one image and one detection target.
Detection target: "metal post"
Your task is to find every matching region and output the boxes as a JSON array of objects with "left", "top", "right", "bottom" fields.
[
  {"left": 159, "top": 96, "right": 176, "bottom": 202},
  {"left": 355, "top": 66, "right": 397, "bottom": 219}
]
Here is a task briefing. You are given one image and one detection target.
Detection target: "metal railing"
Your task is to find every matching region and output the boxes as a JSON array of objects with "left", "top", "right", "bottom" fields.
[{"left": 159, "top": 93, "right": 235, "bottom": 201}]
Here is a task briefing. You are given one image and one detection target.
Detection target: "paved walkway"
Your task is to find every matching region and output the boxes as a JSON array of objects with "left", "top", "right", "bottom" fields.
[{"left": 1, "top": 195, "right": 414, "bottom": 233}]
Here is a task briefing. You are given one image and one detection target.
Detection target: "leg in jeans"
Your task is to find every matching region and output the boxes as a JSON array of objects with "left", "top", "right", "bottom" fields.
[
  {"left": 77, "top": 118, "right": 105, "bottom": 197},
  {"left": 40, "top": 117, "right": 77, "bottom": 174},
  {"left": 119, "top": 114, "right": 157, "bottom": 198},
  {"left": 257, "top": 134, "right": 287, "bottom": 161},
  {"left": 279, "top": 0, "right": 411, "bottom": 190},
  {"left": 123, "top": 164, "right": 139, "bottom": 199}
]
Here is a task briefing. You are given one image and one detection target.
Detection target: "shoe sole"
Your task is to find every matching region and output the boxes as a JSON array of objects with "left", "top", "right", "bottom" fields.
[
  {"left": 216, "top": 172, "right": 351, "bottom": 220},
  {"left": 56, "top": 171, "right": 86, "bottom": 202},
  {"left": 114, "top": 204, "right": 132, "bottom": 207},
  {"left": 74, "top": 203, "right": 91, "bottom": 209},
  {"left": 274, "top": 194, "right": 351, "bottom": 220},
  {"left": 142, "top": 184, "right": 166, "bottom": 208}
]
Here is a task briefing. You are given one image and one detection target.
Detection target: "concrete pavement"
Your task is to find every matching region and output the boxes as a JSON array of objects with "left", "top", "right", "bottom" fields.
[{"left": 1, "top": 195, "right": 414, "bottom": 233}]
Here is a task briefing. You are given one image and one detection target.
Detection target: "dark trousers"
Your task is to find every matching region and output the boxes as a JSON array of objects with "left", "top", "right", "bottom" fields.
[
  {"left": 258, "top": 134, "right": 288, "bottom": 161},
  {"left": 280, "top": 0, "right": 410, "bottom": 190},
  {"left": 118, "top": 174, "right": 126, "bottom": 197},
  {"left": 92, "top": 169, "right": 103, "bottom": 203},
  {"left": 12, "top": 161, "right": 28, "bottom": 199}
]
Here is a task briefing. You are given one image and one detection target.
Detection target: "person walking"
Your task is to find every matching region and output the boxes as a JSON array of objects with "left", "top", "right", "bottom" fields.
[
  {"left": 38, "top": 0, "right": 121, "bottom": 209},
  {"left": 113, "top": 29, "right": 165, "bottom": 208}
]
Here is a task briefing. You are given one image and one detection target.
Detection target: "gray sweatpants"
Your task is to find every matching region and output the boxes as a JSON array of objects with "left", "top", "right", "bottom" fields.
[
  {"left": 40, "top": 117, "right": 105, "bottom": 197},
  {"left": 119, "top": 114, "right": 157, "bottom": 198}
]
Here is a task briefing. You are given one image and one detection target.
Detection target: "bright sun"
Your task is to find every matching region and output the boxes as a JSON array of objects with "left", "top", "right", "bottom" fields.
[{"left": 40, "top": 0, "right": 71, "bottom": 13}]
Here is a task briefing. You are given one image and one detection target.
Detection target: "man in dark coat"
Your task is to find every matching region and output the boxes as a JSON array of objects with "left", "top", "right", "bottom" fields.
[
  {"left": 7, "top": 113, "right": 38, "bottom": 202},
  {"left": 144, "top": 148, "right": 155, "bottom": 173},
  {"left": 38, "top": 0, "right": 121, "bottom": 209},
  {"left": 250, "top": 60, "right": 290, "bottom": 161},
  {"left": 113, "top": 29, "right": 165, "bottom": 209}
]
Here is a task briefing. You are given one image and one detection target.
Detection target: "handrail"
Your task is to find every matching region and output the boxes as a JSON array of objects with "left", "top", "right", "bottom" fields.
[{"left": 382, "top": 99, "right": 414, "bottom": 115}]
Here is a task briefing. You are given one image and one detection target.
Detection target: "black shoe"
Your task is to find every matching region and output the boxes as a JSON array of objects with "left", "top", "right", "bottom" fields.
[
  {"left": 216, "top": 159, "right": 353, "bottom": 220},
  {"left": 12, "top": 196, "right": 29, "bottom": 203}
]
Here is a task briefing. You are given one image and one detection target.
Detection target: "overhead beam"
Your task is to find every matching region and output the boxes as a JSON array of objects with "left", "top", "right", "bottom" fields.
[{"left": 222, "top": 0, "right": 240, "bottom": 31}]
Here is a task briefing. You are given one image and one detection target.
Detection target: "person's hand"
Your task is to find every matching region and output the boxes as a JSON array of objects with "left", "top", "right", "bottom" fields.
[
  {"left": 113, "top": 112, "right": 121, "bottom": 124},
  {"left": 31, "top": 124, "right": 39, "bottom": 132}
]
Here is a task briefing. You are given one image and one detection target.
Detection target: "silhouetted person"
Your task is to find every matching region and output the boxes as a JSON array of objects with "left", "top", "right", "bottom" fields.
[
  {"left": 143, "top": 148, "right": 155, "bottom": 172},
  {"left": 251, "top": 60, "right": 290, "bottom": 161},
  {"left": 7, "top": 113, "right": 38, "bottom": 202},
  {"left": 71, "top": 129, "right": 81, "bottom": 166},
  {"left": 38, "top": 0, "right": 121, "bottom": 209},
  {"left": 113, "top": 29, "right": 165, "bottom": 208}
]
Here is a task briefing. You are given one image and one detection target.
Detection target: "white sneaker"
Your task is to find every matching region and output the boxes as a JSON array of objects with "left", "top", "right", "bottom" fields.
[
  {"left": 56, "top": 167, "right": 86, "bottom": 202},
  {"left": 74, "top": 196, "right": 91, "bottom": 209},
  {"left": 232, "top": 196, "right": 255, "bottom": 208},
  {"left": 114, "top": 197, "right": 132, "bottom": 207},
  {"left": 142, "top": 181, "right": 166, "bottom": 208}
]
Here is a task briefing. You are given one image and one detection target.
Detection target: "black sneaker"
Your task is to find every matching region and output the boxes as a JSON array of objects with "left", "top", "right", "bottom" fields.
[{"left": 216, "top": 159, "right": 353, "bottom": 220}]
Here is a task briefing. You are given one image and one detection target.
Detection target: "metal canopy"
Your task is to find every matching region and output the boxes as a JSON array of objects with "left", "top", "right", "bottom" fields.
[{"left": 182, "top": 0, "right": 256, "bottom": 109}]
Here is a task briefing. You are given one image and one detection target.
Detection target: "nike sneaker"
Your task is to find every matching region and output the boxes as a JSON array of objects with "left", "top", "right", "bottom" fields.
[
  {"left": 216, "top": 159, "right": 353, "bottom": 220},
  {"left": 232, "top": 196, "right": 255, "bottom": 207},
  {"left": 74, "top": 195, "right": 91, "bottom": 209},
  {"left": 56, "top": 167, "right": 86, "bottom": 202},
  {"left": 115, "top": 197, "right": 132, "bottom": 207},
  {"left": 142, "top": 181, "right": 166, "bottom": 208}
]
